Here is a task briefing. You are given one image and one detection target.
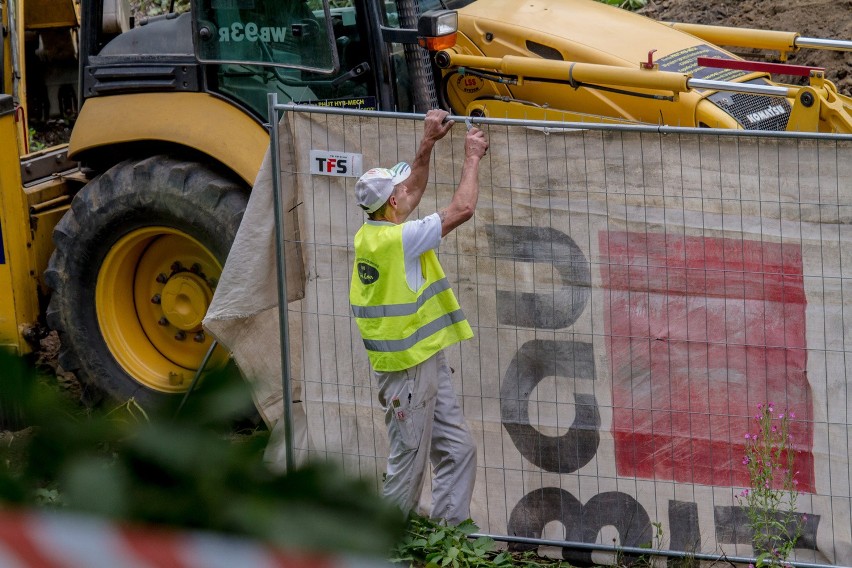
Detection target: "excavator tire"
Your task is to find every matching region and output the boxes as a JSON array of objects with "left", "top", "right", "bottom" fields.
[{"left": 44, "top": 155, "right": 248, "bottom": 408}]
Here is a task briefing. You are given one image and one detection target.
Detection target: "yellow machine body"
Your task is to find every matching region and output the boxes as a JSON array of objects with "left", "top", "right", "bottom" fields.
[
  {"left": 442, "top": 0, "right": 852, "bottom": 132},
  {"left": 69, "top": 93, "right": 269, "bottom": 185},
  {"left": 0, "top": 97, "right": 39, "bottom": 354}
]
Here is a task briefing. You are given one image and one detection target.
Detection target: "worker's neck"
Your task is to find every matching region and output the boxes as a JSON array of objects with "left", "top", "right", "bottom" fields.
[{"left": 374, "top": 209, "right": 403, "bottom": 224}]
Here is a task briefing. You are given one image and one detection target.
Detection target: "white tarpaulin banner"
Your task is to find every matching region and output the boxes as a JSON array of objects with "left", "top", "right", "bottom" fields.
[{"left": 205, "top": 110, "right": 852, "bottom": 565}]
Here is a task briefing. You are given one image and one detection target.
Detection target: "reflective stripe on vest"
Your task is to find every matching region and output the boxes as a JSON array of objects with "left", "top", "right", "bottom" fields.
[
  {"left": 350, "top": 222, "right": 472, "bottom": 372},
  {"left": 360, "top": 308, "right": 467, "bottom": 352},
  {"left": 350, "top": 278, "right": 452, "bottom": 318}
]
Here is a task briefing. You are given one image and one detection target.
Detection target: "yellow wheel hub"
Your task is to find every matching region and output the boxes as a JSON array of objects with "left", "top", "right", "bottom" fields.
[
  {"left": 161, "top": 273, "right": 212, "bottom": 331},
  {"left": 96, "top": 227, "right": 228, "bottom": 393}
]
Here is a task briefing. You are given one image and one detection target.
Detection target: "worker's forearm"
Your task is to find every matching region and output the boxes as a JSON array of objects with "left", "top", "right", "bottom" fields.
[
  {"left": 440, "top": 156, "right": 483, "bottom": 236},
  {"left": 453, "top": 156, "right": 482, "bottom": 210},
  {"left": 407, "top": 137, "right": 437, "bottom": 198}
]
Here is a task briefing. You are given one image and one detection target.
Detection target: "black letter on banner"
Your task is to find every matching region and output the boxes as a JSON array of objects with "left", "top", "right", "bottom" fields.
[
  {"left": 508, "top": 488, "right": 652, "bottom": 565},
  {"left": 715, "top": 506, "right": 819, "bottom": 551},
  {"left": 501, "top": 339, "right": 598, "bottom": 473},
  {"left": 485, "top": 225, "right": 591, "bottom": 330},
  {"left": 668, "top": 500, "right": 701, "bottom": 552}
]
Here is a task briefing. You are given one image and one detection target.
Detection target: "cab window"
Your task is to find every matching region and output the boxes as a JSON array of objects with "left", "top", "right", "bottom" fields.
[
  {"left": 195, "top": 0, "right": 337, "bottom": 72},
  {"left": 196, "top": 0, "right": 375, "bottom": 118}
]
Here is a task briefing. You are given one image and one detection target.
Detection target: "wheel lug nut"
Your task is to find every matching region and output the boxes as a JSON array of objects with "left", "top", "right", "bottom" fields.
[
  {"left": 190, "top": 263, "right": 202, "bottom": 274},
  {"left": 156, "top": 273, "right": 168, "bottom": 284},
  {"left": 171, "top": 261, "right": 184, "bottom": 272},
  {"left": 151, "top": 294, "right": 161, "bottom": 304},
  {"left": 158, "top": 317, "right": 169, "bottom": 326},
  {"left": 193, "top": 332, "right": 205, "bottom": 343},
  {"left": 174, "top": 331, "right": 186, "bottom": 341}
]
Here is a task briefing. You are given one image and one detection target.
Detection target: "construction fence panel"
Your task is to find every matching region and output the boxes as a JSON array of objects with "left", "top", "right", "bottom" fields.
[{"left": 268, "top": 107, "right": 852, "bottom": 565}]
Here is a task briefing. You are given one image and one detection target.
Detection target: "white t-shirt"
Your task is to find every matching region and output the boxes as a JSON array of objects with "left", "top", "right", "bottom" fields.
[{"left": 365, "top": 212, "right": 441, "bottom": 292}]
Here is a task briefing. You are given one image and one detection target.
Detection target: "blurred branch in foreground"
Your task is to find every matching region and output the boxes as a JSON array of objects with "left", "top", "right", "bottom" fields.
[{"left": 0, "top": 349, "right": 404, "bottom": 557}]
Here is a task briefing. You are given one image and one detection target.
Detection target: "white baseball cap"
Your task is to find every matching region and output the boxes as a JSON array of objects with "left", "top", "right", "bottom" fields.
[{"left": 354, "top": 162, "right": 411, "bottom": 213}]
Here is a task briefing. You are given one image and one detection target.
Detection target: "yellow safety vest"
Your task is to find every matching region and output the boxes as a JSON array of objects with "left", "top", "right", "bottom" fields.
[{"left": 350, "top": 222, "right": 473, "bottom": 372}]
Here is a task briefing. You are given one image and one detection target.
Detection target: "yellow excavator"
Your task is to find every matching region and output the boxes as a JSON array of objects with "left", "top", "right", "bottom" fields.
[
  {"left": 431, "top": 0, "right": 852, "bottom": 130},
  {"left": 1, "top": 0, "right": 850, "bottom": 407}
]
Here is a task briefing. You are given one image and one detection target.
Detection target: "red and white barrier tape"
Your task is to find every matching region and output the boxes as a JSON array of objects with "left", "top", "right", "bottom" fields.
[{"left": 0, "top": 509, "right": 389, "bottom": 568}]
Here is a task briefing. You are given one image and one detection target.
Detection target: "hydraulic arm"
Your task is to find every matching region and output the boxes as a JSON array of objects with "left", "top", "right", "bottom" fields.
[
  {"left": 664, "top": 22, "right": 852, "bottom": 61},
  {"left": 435, "top": 47, "right": 852, "bottom": 133}
]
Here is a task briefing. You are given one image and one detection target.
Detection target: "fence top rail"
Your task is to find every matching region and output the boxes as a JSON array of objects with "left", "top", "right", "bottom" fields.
[{"left": 271, "top": 100, "right": 852, "bottom": 141}]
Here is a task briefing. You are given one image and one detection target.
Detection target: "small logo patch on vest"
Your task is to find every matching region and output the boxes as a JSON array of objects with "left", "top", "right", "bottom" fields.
[{"left": 357, "top": 261, "right": 380, "bottom": 285}]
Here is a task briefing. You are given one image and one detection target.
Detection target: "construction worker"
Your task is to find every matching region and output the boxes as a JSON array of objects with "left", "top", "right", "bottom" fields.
[{"left": 349, "top": 109, "right": 489, "bottom": 524}]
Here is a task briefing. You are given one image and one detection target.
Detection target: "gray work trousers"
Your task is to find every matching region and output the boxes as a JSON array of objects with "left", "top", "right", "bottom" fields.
[{"left": 375, "top": 350, "right": 477, "bottom": 525}]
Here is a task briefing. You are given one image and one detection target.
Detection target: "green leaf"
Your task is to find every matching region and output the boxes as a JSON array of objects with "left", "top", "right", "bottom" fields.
[
  {"left": 456, "top": 519, "right": 479, "bottom": 535},
  {"left": 60, "top": 456, "right": 129, "bottom": 518},
  {"left": 428, "top": 530, "right": 446, "bottom": 545}
]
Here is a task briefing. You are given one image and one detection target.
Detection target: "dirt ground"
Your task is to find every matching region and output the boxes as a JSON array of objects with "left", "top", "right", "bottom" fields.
[
  {"left": 34, "top": 331, "right": 82, "bottom": 401},
  {"left": 643, "top": 0, "right": 852, "bottom": 95}
]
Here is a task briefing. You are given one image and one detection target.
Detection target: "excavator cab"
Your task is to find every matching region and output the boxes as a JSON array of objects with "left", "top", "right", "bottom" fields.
[
  {"left": 194, "top": 0, "right": 339, "bottom": 113},
  {"left": 188, "top": 0, "right": 455, "bottom": 116},
  {"left": 75, "top": 0, "right": 392, "bottom": 123},
  {"left": 191, "top": 0, "right": 383, "bottom": 115}
]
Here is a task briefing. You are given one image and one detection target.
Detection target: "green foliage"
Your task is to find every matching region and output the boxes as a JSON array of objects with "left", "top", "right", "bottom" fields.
[
  {"left": 391, "top": 514, "right": 572, "bottom": 567},
  {"left": 0, "top": 350, "right": 405, "bottom": 555},
  {"left": 129, "top": 0, "right": 191, "bottom": 17},
  {"left": 392, "top": 515, "right": 511, "bottom": 568},
  {"left": 27, "top": 128, "right": 46, "bottom": 152},
  {"left": 596, "top": 0, "right": 647, "bottom": 10},
  {"left": 737, "top": 403, "right": 804, "bottom": 567}
]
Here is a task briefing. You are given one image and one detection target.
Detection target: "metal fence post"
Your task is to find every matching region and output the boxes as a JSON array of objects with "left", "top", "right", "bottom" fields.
[{"left": 268, "top": 92, "right": 295, "bottom": 471}]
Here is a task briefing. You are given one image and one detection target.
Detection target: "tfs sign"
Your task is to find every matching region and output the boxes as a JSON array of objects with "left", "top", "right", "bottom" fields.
[{"left": 309, "top": 150, "right": 363, "bottom": 178}]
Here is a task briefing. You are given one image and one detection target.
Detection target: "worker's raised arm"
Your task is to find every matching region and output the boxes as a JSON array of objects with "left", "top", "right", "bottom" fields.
[
  {"left": 439, "top": 127, "right": 488, "bottom": 237},
  {"left": 405, "top": 109, "right": 454, "bottom": 207}
]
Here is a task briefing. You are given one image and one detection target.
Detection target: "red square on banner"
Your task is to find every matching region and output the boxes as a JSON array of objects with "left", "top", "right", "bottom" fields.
[{"left": 600, "top": 231, "right": 814, "bottom": 491}]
